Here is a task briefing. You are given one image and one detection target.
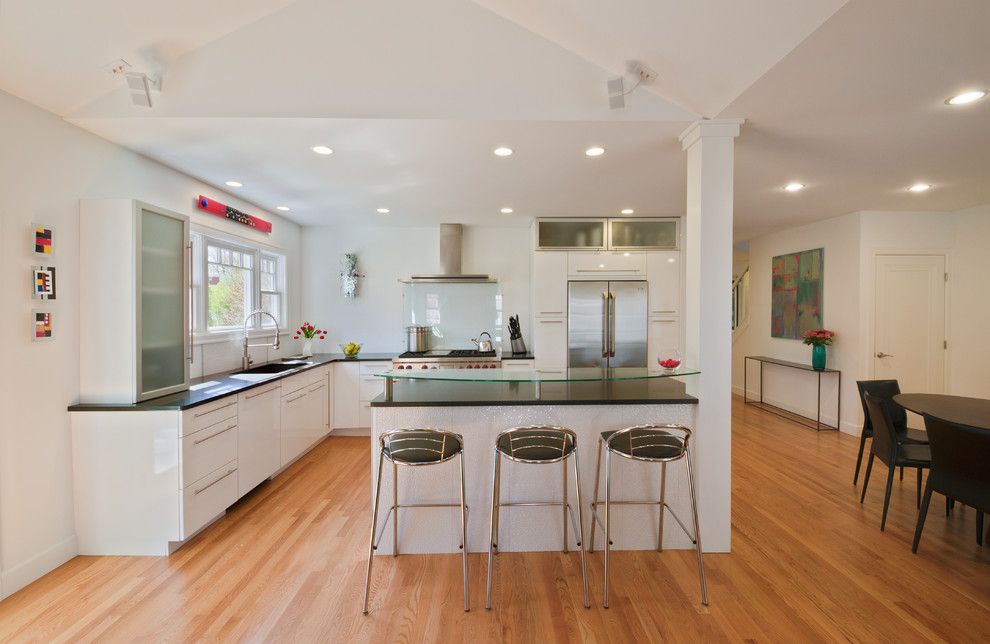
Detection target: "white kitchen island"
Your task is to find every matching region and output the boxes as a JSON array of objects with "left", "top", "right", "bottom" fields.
[{"left": 369, "top": 368, "right": 724, "bottom": 555}]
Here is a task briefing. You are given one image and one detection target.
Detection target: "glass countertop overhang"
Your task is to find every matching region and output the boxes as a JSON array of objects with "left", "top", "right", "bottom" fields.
[{"left": 376, "top": 366, "right": 700, "bottom": 383}]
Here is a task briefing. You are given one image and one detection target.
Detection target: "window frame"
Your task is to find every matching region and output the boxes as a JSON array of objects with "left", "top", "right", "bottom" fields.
[{"left": 191, "top": 229, "right": 288, "bottom": 340}]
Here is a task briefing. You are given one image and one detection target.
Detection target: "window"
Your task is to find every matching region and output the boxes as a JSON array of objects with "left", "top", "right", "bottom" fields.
[{"left": 193, "top": 232, "right": 286, "bottom": 334}]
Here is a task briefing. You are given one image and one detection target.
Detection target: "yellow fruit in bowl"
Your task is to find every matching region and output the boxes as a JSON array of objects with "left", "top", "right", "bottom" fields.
[{"left": 340, "top": 342, "right": 361, "bottom": 357}]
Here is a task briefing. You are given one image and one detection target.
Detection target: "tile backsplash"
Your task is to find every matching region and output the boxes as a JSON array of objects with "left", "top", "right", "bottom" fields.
[{"left": 190, "top": 335, "right": 300, "bottom": 379}]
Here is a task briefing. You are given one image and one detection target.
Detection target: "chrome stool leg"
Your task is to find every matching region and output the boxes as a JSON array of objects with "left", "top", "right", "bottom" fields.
[
  {"left": 459, "top": 451, "right": 470, "bottom": 611},
  {"left": 363, "top": 450, "right": 386, "bottom": 615},
  {"left": 589, "top": 437, "right": 603, "bottom": 553},
  {"left": 658, "top": 462, "right": 667, "bottom": 552},
  {"left": 685, "top": 447, "right": 709, "bottom": 606},
  {"left": 392, "top": 461, "right": 398, "bottom": 557},
  {"left": 562, "top": 459, "right": 569, "bottom": 553},
  {"left": 572, "top": 447, "right": 591, "bottom": 608},
  {"left": 485, "top": 448, "right": 501, "bottom": 610},
  {"left": 603, "top": 447, "right": 612, "bottom": 608}
]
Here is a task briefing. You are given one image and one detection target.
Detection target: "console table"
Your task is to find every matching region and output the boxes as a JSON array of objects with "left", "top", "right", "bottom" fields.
[{"left": 743, "top": 356, "right": 841, "bottom": 431}]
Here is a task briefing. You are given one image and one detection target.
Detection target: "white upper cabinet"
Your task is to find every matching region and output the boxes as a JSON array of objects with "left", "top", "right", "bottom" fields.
[
  {"left": 532, "top": 252, "right": 568, "bottom": 317},
  {"left": 80, "top": 199, "right": 190, "bottom": 403},
  {"left": 568, "top": 252, "right": 647, "bottom": 277},
  {"left": 536, "top": 219, "right": 607, "bottom": 250},
  {"left": 647, "top": 251, "right": 681, "bottom": 316}
]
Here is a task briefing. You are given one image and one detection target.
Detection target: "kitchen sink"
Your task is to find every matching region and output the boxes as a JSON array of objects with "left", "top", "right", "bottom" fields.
[{"left": 234, "top": 363, "right": 301, "bottom": 376}]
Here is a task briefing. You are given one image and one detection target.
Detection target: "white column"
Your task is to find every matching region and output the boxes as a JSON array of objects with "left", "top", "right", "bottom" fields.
[{"left": 679, "top": 118, "right": 743, "bottom": 552}]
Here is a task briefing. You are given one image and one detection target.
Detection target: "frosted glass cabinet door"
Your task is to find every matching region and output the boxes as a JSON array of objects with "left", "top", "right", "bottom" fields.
[
  {"left": 138, "top": 208, "right": 189, "bottom": 399},
  {"left": 608, "top": 219, "right": 678, "bottom": 250}
]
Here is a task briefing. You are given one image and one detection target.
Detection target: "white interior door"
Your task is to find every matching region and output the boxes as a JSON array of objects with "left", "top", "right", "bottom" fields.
[{"left": 874, "top": 254, "right": 945, "bottom": 400}]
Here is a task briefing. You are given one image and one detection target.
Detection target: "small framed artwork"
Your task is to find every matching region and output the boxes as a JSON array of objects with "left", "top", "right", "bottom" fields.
[
  {"left": 33, "top": 310, "right": 54, "bottom": 341},
  {"left": 32, "top": 265, "right": 57, "bottom": 300},
  {"left": 33, "top": 223, "right": 55, "bottom": 256}
]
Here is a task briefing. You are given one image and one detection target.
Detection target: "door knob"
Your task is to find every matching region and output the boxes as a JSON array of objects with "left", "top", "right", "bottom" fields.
[{"left": 875, "top": 352, "right": 894, "bottom": 358}]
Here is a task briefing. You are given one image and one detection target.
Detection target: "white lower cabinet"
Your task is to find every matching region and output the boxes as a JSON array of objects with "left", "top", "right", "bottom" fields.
[
  {"left": 181, "top": 460, "right": 238, "bottom": 539},
  {"left": 281, "top": 380, "right": 327, "bottom": 466},
  {"left": 237, "top": 383, "right": 281, "bottom": 496},
  {"left": 533, "top": 318, "right": 567, "bottom": 370},
  {"left": 333, "top": 362, "right": 360, "bottom": 428},
  {"left": 501, "top": 359, "right": 536, "bottom": 370},
  {"left": 648, "top": 317, "right": 682, "bottom": 365}
]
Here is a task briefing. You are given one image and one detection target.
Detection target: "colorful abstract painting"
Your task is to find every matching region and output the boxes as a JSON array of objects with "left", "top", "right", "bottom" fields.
[
  {"left": 771, "top": 248, "right": 823, "bottom": 339},
  {"left": 33, "top": 310, "right": 53, "bottom": 341},
  {"left": 32, "top": 265, "right": 57, "bottom": 300},
  {"left": 33, "top": 224, "right": 54, "bottom": 256}
]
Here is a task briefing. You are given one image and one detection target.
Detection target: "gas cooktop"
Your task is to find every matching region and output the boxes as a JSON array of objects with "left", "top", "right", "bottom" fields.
[{"left": 397, "top": 349, "right": 496, "bottom": 359}]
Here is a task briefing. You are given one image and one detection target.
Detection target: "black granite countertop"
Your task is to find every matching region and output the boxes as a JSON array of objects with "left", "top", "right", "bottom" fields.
[
  {"left": 499, "top": 352, "right": 535, "bottom": 360},
  {"left": 370, "top": 377, "right": 698, "bottom": 407},
  {"left": 68, "top": 353, "right": 396, "bottom": 412}
]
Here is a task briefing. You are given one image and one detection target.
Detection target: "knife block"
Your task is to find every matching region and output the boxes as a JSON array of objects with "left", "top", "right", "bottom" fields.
[{"left": 510, "top": 337, "right": 527, "bottom": 355}]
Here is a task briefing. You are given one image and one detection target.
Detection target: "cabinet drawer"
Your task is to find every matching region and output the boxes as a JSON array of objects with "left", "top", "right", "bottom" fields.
[
  {"left": 182, "top": 397, "right": 238, "bottom": 437},
  {"left": 280, "top": 368, "right": 325, "bottom": 395},
  {"left": 181, "top": 418, "right": 238, "bottom": 488},
  {"left": 359, "top": 401, "right": 373, "bottom": 428},
  {"left": 359, "top": 375, "right": 385, "bottom": 401},
  {"left": 182, "top": 460, "right": 237, "bottom": 539},
  {"left": 568, "top": 252, "right": 646, "bottom": 277},
  {"left": 501, "top": 360, "right": 535, "bottom": 370},
  {"left": 359, "top": 361, "right": 392, "bottom": 376}
]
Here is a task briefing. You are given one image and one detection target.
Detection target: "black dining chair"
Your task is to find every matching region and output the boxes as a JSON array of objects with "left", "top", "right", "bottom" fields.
[
  {"left": 860, "top": 393, "right": 932, "bottom": 531},
  {"left": 913, "top": 415, "right": 990, "bottom": 552},
  {"left": 854, "top": 380, "right": 929, "bottom": 485}
]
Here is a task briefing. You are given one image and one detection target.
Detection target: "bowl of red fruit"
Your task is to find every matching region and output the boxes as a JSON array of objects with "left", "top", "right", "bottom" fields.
[{"left": 658, "top": 351, "right": 681, "bottom": 372}]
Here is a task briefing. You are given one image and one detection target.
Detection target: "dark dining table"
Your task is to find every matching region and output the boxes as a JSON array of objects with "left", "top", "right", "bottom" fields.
[{"left": 893, "top": 393, "right": 990, "bottom": 431}]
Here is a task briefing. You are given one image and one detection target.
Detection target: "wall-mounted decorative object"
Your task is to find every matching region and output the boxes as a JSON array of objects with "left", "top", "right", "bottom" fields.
[
  {"left": 33, "top": 223, "right": 55, "bottom": 256},
  {"left": 771, "top": 247, "right": 823, "bottom": 339},
  {"left": 33, "top": 310, "right": 54, "bottom": 341},
  {"left": 32, "top": 265, "right": 57, "bottom": 300},
  {"left": 196, "top": 195, "right": 273, "bottom": 233},
  {"left": 340, "top": 253, "right": 364, "bottom": 298}
]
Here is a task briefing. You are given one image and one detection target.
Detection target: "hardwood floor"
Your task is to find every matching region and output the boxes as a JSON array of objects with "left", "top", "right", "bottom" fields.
[{"left": 2, "top": 397, "right": 988, "bottom": 642}]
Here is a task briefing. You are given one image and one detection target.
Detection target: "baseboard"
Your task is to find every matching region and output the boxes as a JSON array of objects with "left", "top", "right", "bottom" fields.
[
  {"left": 332, "top": 426, "right": 370, "bottom": 437},
  {"left": 1, "top": 534, "right": 77, "bottom": 600}
]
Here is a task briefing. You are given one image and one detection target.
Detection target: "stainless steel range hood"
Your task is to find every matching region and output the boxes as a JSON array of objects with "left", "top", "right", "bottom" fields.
[{"left": 402, "top": 223, "right": 496, "bottom": 283}]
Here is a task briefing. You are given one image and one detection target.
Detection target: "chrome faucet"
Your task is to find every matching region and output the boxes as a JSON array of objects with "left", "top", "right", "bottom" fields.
[{"left": 242, "top": 309, "right": 280, "bottom": 369}]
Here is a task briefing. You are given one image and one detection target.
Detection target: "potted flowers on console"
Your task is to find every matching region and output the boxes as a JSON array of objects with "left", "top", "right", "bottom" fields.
[
  {"left": 802, "top": 328, "right": 835, "bottom": 370},
  {"left": 294, "top": 322, "right": 326, "bottom": 357}
]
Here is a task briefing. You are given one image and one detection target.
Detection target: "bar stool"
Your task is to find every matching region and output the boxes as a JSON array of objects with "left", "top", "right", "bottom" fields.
[
  {"left": 589, "top": 424, "right": 708, "bottom": 608},
  {"left": 363, "top": 428, "right": 469, "bottom": 614},
  {"left": 485, "top": 425, "right": 590, "bottom": 609}
]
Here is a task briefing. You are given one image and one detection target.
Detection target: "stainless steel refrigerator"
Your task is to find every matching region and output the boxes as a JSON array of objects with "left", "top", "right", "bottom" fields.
[{"left": 568, "top": 281, "right": 648, "bottom": 368}]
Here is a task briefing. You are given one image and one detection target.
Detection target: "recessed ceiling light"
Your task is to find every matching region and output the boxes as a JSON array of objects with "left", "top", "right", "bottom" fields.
[
  {"left": 276, "top": 206, "right": 290, "bottom": 212},
  {"left": 225, "top": 180, "right": 242, "bottom": 187},
  {"left": 585, "top": 146, "right": 605, "bottom": 157},
  {"left": 945, "top": 90, "right": 987, "bottom": 106},
  {"left": 620, "top": 208, "right": 634, "bottom": 215},
  {"left": 908, "top": 183, "right": 932, "bottom": 193},
  {"left": 377, "top": 208, "right": 390, "bottom": 214},
  {"left": 500, "top": 207, "right": 513, "bottom": 214},
  {"left": 493, "top": 147, "right": 513, "bottom": 157},
  {"left": 783, "top": 182, "right": 805, "bottom": 192},
  {"left": 312, "top": 145, "right": 334, "bottom": 155}
]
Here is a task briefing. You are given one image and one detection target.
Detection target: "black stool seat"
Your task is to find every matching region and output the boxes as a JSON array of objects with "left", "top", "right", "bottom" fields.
[
  {"left": 383, "top": 430, "right": 462, "bottom": 464},
  {"left": 496, "top": 428, "right": 575, "bottom": 462},
  {"left": 601, "top": 428, "right": 685, "bottom": 461}
]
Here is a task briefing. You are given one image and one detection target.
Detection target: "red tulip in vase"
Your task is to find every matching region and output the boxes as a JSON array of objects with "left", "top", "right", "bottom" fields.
[{"left": 294, "top": 322, "right": 327, "bottom": 357}]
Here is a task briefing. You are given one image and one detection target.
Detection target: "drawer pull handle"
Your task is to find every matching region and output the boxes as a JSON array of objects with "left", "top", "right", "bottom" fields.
[
  {"left": 575, "top": 268, "right": 640, "bottom": 273},
  {"left": 286, "top": 393, "right": 306, "bottom": 404},
  {"left": 539, "top": 311, "right": 564, "bottom": 315},
  {"left": 194, "top": 468, "right": 236, "bottom": 495},
  {"left": 194, "top": 400, "right": 237, "bottom": 417},
  {"left": 245, "top": 387, "right": 278, "bottom": 400},
  {"left": 193, "top": 423, "right": 236, "bottom": 445},
  {"left": 308, "top": 384, "right": 326, "bottom": 393},
  {"left": 539, "top": 320, "right": 564, "bottom": 324}
]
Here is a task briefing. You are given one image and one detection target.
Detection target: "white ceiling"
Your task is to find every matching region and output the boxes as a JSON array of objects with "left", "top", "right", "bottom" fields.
[{"left": 2, "top": 0, "right": 989, "bottom": 236}]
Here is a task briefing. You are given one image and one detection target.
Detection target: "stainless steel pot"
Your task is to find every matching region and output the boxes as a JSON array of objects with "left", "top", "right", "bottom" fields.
[{"left": 406, "top": 326, "right": 431, "bottom": 352}]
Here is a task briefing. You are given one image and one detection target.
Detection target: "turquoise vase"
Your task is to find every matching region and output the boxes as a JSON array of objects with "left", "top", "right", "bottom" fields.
[{"left": 811, "top": 344, "right": 827, "bottom": 370}]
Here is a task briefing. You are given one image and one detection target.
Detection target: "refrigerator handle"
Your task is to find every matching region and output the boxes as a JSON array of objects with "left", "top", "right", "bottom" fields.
[
  {"left": 601, "top": 291, "right": 609, "bottom": 358},
  {"left": 608, "top": 291, "right": 616, "bottom": 357}
]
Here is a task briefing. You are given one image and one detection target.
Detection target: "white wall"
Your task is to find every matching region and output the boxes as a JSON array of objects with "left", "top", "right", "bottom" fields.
[
  {"left": 0, "top": 89, "right": 301, "bottom": 598},
  {"left": 300, "top": 225, "right": 531, "bottom": 353},
  {"left": 732, "top": 212, "right": 861, "bottom": 432},
  {"left": 734, "top": 206, "right": 990, "bottom": 435}
]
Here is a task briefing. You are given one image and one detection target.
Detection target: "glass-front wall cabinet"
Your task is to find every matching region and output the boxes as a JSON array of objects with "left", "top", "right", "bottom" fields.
[
  {"left": 138, "top": 207, "right": 189, "bottom": 400},
  {"left": 608, "top": 218, "right": 678, "bottom": 250},
  {"left": 536, "top": 219, "right": 606, "bottom": 249},
  {"left": 536, "top": 218, "right": 678, "bottom": 251}
]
